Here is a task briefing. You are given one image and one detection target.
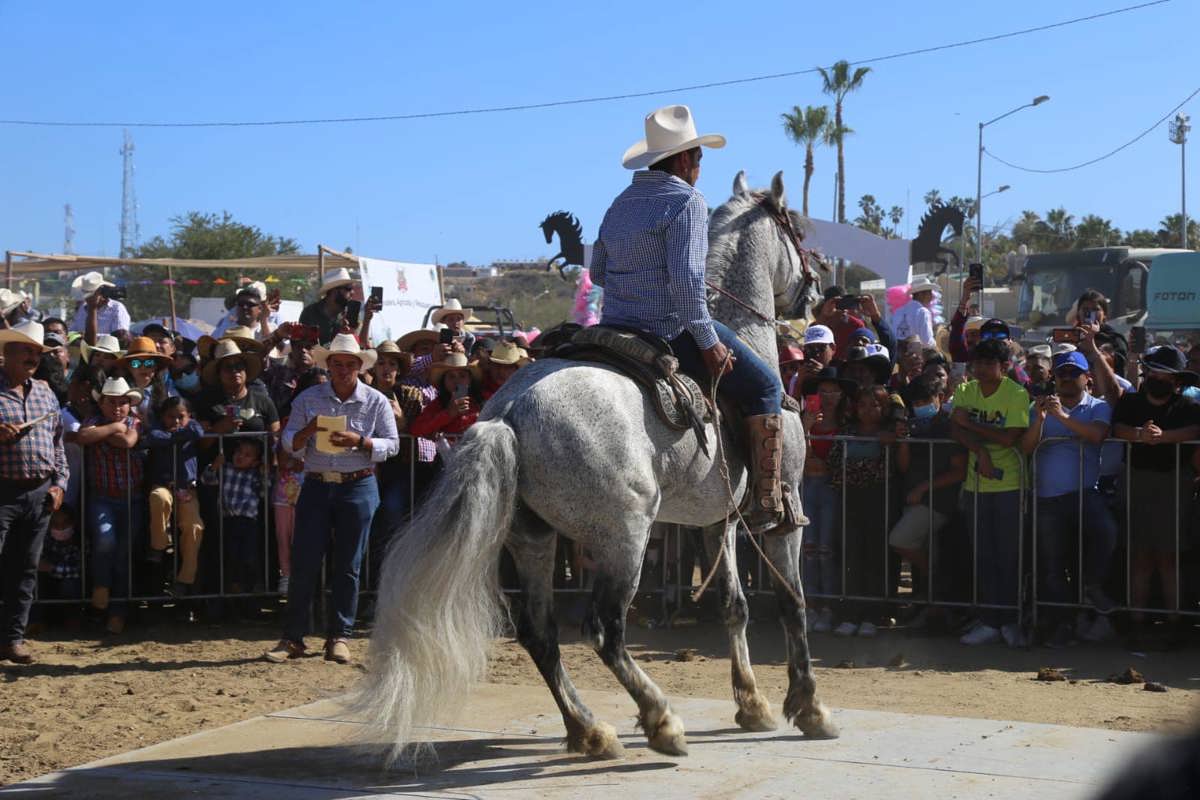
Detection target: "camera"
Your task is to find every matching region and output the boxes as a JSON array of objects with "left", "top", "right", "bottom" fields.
[
  {"left": 98, "top": 284, "right": 127, "bottom": 301},
  {"left": 968, "top": 262, "right": 984, "bottom": 283},
  {"left": 835, "top": 295, "right": 861, "bottom": 311},
  {"left": 1051, "top": 328, "right": 1081, "bottom": 344}
]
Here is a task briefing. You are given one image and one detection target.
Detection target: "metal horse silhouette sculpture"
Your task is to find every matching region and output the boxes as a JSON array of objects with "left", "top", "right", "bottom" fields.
[
  {"left": 909, "top": 201, "right": 966, "bottom": 276},
  {"left": 540, "top": 211, "right": 586, "bottom": 280}
]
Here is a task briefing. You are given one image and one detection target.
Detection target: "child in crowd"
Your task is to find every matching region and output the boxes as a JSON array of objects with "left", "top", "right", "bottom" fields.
[
  {"left": 77, "top": 377, "right": 145, "bottom": 634},
  {"left": 144, "top": 397, "right": 207, "bottom": 596},
  {"left": 60, "top": 368, "right": 99, "bottom": 512},
  {"left": 272, "top": 370, "right": 327, "bottom": 595},
  {"left": 202, "top": 437, "right": 265, "bottom": 597},
  {"left": 34, "top": 508, "right": 83, "bottom": 629}
]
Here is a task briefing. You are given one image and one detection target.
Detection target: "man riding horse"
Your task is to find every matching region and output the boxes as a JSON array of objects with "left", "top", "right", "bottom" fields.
[{"left": 591, "top": 104, "right": 786, "bottom": 531}]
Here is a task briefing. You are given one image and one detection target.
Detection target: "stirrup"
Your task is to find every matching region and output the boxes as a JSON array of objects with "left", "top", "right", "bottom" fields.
[{"left": 754, "top": 482, "right": 808, "bottom": 537}]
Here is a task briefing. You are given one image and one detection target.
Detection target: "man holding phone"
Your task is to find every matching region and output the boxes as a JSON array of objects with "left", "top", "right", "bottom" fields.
[{"left": 69, "top": 271, "right": 131, "bottom": 345}]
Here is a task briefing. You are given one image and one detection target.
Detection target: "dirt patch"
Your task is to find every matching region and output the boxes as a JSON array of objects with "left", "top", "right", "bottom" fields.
[{"left": 2, "top": 616, "right": 1198, "bottom": 786}]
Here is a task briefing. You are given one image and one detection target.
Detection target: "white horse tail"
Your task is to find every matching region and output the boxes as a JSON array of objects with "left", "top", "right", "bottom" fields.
[{"left": 352, "top": 419, "right": 518, "bottom": 763}]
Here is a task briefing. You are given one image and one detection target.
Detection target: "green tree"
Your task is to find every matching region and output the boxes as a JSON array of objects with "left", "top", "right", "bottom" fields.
[
  {"left": 817, "top": 60, "right": 871, "bottom": 224},
  {"left": 852, "top": 194, "right": 903, "bottom": 238},
  {"left": 125, "top": 211, "right": 302, "bottom": 321},
  {"left": 1156, "top": 214, "right": 1200, "bottom": 247},
  {"left": 1074, "top": 214, "right": 1120, "bottom": 248},
  {"left": 1124, "top": 228, "right": 1160, "bottom": 247},
  {"left": 780, "top": 104, "right": 830, "bottom": 217}
]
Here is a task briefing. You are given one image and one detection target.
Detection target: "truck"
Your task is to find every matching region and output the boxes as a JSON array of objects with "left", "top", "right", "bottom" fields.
[
  {"left": 1143, "top": 251, "right": 1200, "bottom": 338},
  {"left": 1014, "top": 246, "right": 1190, "bottom": 343}
]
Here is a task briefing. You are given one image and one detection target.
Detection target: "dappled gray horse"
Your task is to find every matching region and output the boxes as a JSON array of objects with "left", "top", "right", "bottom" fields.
[{"left": 357, "top": 171, "right": 837, "bottom": 762}]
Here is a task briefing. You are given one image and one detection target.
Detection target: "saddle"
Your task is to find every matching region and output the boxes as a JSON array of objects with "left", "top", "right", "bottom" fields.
[{"left": 553, "top": 326, "right": 711, "bottom": 445}]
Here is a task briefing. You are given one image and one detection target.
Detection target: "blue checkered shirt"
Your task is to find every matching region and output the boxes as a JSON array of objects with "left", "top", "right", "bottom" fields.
[
  {"left": 203, "top": 463, "right": 262, "bottom": 519},
  {"left": 590, "top": 170, "right": 716, "bottom": 349}
]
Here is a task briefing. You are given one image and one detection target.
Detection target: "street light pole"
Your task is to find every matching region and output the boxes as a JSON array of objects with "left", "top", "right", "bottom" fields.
[
  {"left": 976, "top": 95, "right": 1049, "bottom": 264},
  {"left": 1170, "top": 113, "right": 1190, "bottom": 249}
]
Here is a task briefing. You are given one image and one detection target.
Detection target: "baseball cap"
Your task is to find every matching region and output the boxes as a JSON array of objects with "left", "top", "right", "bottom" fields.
[
  {"left": 979, "top": 319, "right": 1010, "bottom": 340},
  {"left": 1052, "top": 351, "right": 1089, "bottom": 373},
  {"left": 851, "top": 327, "right": 877, "bottom": 343},
  {"left": 804, "top": 325, "right": 835, "bottom": 346}
]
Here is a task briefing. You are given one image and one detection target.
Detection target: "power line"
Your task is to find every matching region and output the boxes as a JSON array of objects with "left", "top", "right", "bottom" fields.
[
  {"left": 986, "top": 84, "right": 1200, "bottom": 174},
  {"left": 0, "top": 0, "right": 1171, "bottom": 130}
]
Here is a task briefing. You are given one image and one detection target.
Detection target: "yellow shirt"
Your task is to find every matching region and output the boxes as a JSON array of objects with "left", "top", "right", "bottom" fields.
[{"left": 952, "top": 377, "right": 1030, "bottom": 493}]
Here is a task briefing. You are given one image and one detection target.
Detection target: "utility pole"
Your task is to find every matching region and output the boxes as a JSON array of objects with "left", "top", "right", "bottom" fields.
[
  {"left": 64, "top": 204, "right": 75, "bottom": 254},
  {"left": 1169, "top": 113, "right": 1190, "bottom": 249},
  {"left": 119, "top": 129, "right": 140, "bottom": 258}
]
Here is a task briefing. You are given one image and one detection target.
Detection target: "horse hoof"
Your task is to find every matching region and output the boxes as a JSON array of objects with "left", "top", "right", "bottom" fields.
[
  {"left": 646, "top": 710, "right": 688, "bottom": 756},
  {"left": 795, "top": 703, "right": 839, "bottom": 740},
  {"left": 735, "top": 694, "right": 778, "bottom": 732},
  {"left": 568, "top": 722, "right": 625, "bottom": 759}
]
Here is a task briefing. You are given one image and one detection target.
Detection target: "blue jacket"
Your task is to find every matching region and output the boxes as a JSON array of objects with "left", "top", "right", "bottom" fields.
[{"left": 143, "top": 420, "right": 205, "bottom": 487}]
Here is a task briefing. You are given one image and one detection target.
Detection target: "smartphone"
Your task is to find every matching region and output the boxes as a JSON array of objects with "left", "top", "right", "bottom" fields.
[
  {"left": 98, "top": 284, "right": 127, "bottom": 301},
  {"left": 438, "top": 327, "right": 455, "bottom": 345},
  {"left": 370, "top": 286, "right": 383, "bottom": 305},
  {"left": 969, "top": 262, "right": 984, "bottom": 283},
  {"left": 1130, "top": 325, "right": 1147, "bottom": 353},
  {"left": 836, "top": 295, "right": 861, "bottom": 311},
  {"left": 345, "top": 300, "right": 362, "bottom": 329},
  {"left": 1051, "top": 328, "right": 1081, "bottom": 344},
  {"left": 452, "top": 384, "right": 469, "bottom": 401}
]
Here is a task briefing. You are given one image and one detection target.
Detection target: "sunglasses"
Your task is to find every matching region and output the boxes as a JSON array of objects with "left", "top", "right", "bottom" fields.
[
  {"left": 221, "top": 361, "right": 248, "bottom": 373},
  {"left": 979, "top": 330, "right": 1009, "bottom": 341},
  {"left": 127, "top": 358, "right": 159, "bottom": 369}
]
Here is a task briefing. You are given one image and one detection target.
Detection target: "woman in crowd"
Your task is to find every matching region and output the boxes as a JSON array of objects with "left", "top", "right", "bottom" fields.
[
  {"left": 117, "top": 336, "right": 175, "bottom": 419},
  {"left": 195, "top": 340, "right": 279, "bottom": 438},
  {"left": 481, "top": 340, "right": 527, "bottom": 400},
  {"left": 409, "top": 351, "right": 482, "bottom": 443}
]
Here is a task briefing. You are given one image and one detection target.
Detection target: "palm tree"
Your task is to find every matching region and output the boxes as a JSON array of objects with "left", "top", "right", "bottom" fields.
[
  {"left": 818, "top": 60, "right": 871, "bottom": 224},
  {"left": 780, "top": 104, "right": 830, "bottom": 216}
]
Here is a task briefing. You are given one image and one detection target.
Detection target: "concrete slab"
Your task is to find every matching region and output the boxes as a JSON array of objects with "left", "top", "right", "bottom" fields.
[{"left": 3, "top": 683, "right": 1152, "bottom": 799}]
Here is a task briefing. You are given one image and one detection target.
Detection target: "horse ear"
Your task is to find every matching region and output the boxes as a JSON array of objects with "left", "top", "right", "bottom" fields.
[
  {"left": 769, "top": 172, "right": 787, "bottom": 210},
  {"left": 732, "top": 170, "right": 750, "bottom": 197}
]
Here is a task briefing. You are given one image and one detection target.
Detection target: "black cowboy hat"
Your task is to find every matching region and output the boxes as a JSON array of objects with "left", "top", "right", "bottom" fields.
[
  {"left": 1141, "top": 345, "right": 1200, "bottom": 386},
  {"left": 801, "top": 366, "right": 859, "bottom": 398}
]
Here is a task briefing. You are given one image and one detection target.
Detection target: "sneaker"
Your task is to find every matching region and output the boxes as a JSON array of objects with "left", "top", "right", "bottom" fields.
[
  {"left": 1044, "top": 623, "right": 1076, "bottom": 649},
  {"left": 325, "top": 638, "right": 351, "bottom": 664},
  {"left": 1001, "top": 623, "right": 1027, "bottom": 648},
  {"left": 1084, "top": 585, "right": 1117, "bottom": 616},
  {"left": 277, "top": 575, "right": 290, "bottom": 595},
  {"left": 857, "top": 621, "right": 878, "bottom": 638},
  {"left": 833, "top": 621, "right": 859, "bottom": 637},
  {"left": 263, "top": 639, "right": 306, "bottom": 663},
  {"left": 1082, "top": 615, "right": 1116, "bottom": 643},
  {"left": 812, "top": 607, "right": 834, "bottom": 633},
  {"left": 959, "top": 623, "right": 1001, "bottom": 646}
]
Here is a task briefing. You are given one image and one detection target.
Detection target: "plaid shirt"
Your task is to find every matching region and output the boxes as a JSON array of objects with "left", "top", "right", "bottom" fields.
[
  {"left": 591, "top": 170, "right": 717, "bottom": 349},
  {"left": 84, "top": 415, "right": 143, "bottom": 497},
  {"left": 203, "top": 463, "right": 262, "bottom": 519},
  {"left": 69, "top": 299, "right": 131, "bottom": 335},
  {"left": 0, "top": 372, "right": 68, "bottom": 491},
  {"left": 401, "top": 355, "right": 438, "bottom": 462}
]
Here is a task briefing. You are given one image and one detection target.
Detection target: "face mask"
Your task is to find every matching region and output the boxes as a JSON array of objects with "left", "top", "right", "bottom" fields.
[
  {"left": 1144, "top": 377, "right": 1175, "bottom": 400},
  {"left": 175, "top": 372, "right": 200, "bottom": 392},
  {"left": 911, "top": 403, "right": 938, "bottom": 420}
]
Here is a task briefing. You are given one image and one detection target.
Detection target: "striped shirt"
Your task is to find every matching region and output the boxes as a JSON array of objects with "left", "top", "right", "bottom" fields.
[
  {"left": 400, "top": 354, "right": 439, "bottom": 462},
  {"left": 0, "top": 373, "right": 68, "bottom": 491},
  {"left": 590, "top": 170, "right": 717, "bottom": 349},
  {"left": 282, "top": 378, "right": 399, "bottom": 473}
]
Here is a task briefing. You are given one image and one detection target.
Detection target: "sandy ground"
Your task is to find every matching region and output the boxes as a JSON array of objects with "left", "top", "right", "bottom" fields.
[{"left": 2, "top": 606, "right": 1198, "bottom": 787}]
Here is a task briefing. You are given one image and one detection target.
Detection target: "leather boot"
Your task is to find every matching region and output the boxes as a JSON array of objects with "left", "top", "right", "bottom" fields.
[{"left": 743, "top": 414, "right": 808, "bottom": 535}]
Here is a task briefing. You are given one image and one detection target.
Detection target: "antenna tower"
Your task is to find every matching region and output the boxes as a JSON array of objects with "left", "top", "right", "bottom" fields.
[
  {"left": 64, "top": 204, "right": 76, "bottom": 254},
  {"left": 119, "top": 129, "right": 140, "bottom": 257}
]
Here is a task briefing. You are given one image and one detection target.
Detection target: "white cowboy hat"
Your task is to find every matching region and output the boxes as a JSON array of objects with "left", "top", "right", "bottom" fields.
[
  {"left": 318, "top": 268, "right": 356, "bottom": 297},
  {"left": 70, "top": 271, "right": 115, "bottom": 300},
  {"left": 201, "top": 339, "right": 264, "bottom": 386},
  {"left": 0, "top": 288, "right": 24, "bottom": 314},
  {"left": 909, "top": 278, "right": 939, "bottom": 295},
  {"left": 0, "top": 320, "right": 51, "bottom": 353},
  {"left": 621, "top": 105, "right": 726, "bottom": 170},
  {"left": 92, "top": 376, "right": 143, "bottom": 404},
  {"left": 312, "top": 333, "right": 377, "bottom": 371},
  {"left": 430, "top": 299, "right": 469, "bottom": 326},
  {"left": 80, "top": 333, "right": 125, "bottom": 363}
]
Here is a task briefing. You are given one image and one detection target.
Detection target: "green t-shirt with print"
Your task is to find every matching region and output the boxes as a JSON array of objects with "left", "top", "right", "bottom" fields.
[{"left": 952, "top": 376, "right": 1030, "bottom": 493}]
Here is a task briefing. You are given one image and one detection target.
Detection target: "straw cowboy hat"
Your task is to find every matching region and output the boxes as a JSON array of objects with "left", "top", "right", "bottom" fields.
[
  {"left": 430, "top": 299, "right": 470, "bottom": 325},
  {"left": 0, "top": 320, "right": 51, "bottom": 352},
  {"left": 201, "top": 339, "right": 264, "bottom": 386},
  {"left": 117, "top": 336, "right": 172, "bottom": 370},
  {"left": 312, "top": 333, "right": 377, "bottom": 371},
  {"left": 487, "top": 340, "right": 528, "bottom": 367},
  {"left": 197, "top": 326, "right": 262, "bottom": 362},
  {"left": 79, "top": 333, "right": 125, "bottom": 363},
  {"left": 0, "top": 288, "right": 24, "bottom": 315},
  {"left": 908, "top": 278, "right": 939, "bottom": 295},
  {"left": 70, "top": 271, "right": 116, "bottom": 300},
  {"left": 372, "top": 339, "right": 412, "bottom": 367},
  {"left": 92, "top": 376, "right": 142, "bottom": 405},
  {"left": 429, "top": 351, "right": 480, "bottom": 385},
  {"left": 318, "top": 268, "right": 356, "bottom": 297},
  {"left": 621, "top": 105, "right": 726, "bottom": 170},
  {"left": 396, "top": 329, "right": 439, "bottom": 352}
]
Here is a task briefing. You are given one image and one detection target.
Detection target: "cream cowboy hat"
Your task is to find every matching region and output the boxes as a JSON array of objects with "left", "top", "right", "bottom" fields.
[
  {"left": 621, "top": 105, "right": 726, "bottom": 170},
  {"left": 70, "top": 271, "right": 115, "bottom": 300},
  {"left": 396, "top": 329, "right": 439, "bottom": 352},
  {"left": 429, "top": 351, "right": 478, "bottom": 384},
  {"left": 201, "top": 339, "right": 264, "bottom": 386},
  {"left": 371, "top": 339, "right": 411, "bottom": 368},
  {"left": 430, "top": 299, "right": 469, "bottom": 325},
  {"left": 908, "top": 278, "right": 939, "bottom": 295},
  {"left": 318, "top": 268, "right": 356, "bottom": 297},
  {"left": 487, "top": 340, "right": 527, "bottom": 367},
  {"left": 0, "top": 320, "right": 51, "bottom": 352},
  {"left": 0, "top": 288, "right": 24, "bottom": 314},
  {"left": 312, "top": 332, "right": 377, "bottom": 371},
  {"left": 92, "top": 376, "right": 142, "bottom": 404},
  {"left": 197, "top": 326, "right": 262, "bottom": 362},
  {"left": 80, "top": 333, "right": 125, "bottom": 363}
]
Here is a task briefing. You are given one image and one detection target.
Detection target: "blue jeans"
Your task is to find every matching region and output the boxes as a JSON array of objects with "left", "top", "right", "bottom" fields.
[
  {"left": 88, "top": 495, "right": 145, "bottom": 605},
  {"left": 671, "top": 320, "right": 782, "bottom": 416},
  {"left": 961, "top": 490, "right": 1021, "bottom": 626},
  {"left": 1036, "top": 490, "right": 1117, "bottom": 607},
  {"left": 801, "top": 475, "right": 841, "bottom": 597},
  {"left": 284, "top": 475, "right": 380, "bottom": 642}
]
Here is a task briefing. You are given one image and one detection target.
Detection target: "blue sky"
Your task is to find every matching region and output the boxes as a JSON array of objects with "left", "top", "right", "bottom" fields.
[{"left": 0, "top": 0, "right": 1194, "bottom": 266}]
